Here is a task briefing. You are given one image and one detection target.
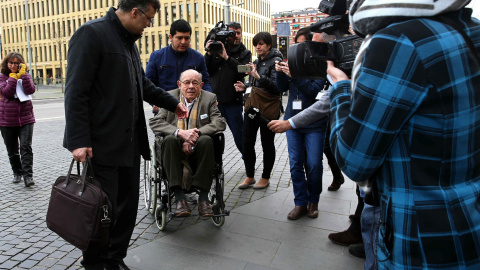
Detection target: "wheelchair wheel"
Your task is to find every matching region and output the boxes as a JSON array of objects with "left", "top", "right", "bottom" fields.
[
  {"left": 155, "top": 205, "right": 168, "bottom": 231},
  {"left": 143, "top": 147, "right": 157, "bottom": 215},
  {"left": 211, "top": 209, "right": 225, "bottom": 227}
]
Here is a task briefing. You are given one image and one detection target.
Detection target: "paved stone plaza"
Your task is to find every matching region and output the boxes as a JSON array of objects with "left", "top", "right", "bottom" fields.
[{"left": 0, "top": 91, "right": 363, "bottom": 269}]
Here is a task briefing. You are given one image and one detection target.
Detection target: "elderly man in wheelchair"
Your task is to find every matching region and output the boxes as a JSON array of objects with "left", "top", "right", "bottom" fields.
[{"left": 149, "top": 69, "right": 226, "bottom": 218}]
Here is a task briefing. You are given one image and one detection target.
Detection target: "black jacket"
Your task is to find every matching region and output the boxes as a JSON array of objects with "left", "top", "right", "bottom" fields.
[
  {"left": 248, "top": 49, "right": 283, "bottom": 95},
  {"left": 63, "top": 7, "right": 179, "bottom": 166},
  {"left": 205, "top": 42, "right": 251, "bottom": 105}
]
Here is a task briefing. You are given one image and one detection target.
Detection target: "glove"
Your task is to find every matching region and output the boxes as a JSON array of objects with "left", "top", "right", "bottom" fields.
[
  {"left": 9, "top": 73, "right": 20, "bottom": 80},
  {"left": 18, "top": 64, "right": 26, "bottom": 76}
]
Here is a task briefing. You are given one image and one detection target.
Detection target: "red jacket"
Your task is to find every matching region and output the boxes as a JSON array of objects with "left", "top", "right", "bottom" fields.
[{"left": 0, "top": 73, "right": 36, "bottom": 127}]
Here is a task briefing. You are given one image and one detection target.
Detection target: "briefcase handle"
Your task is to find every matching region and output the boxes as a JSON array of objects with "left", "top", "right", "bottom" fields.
[{"left": 63, "top": 156, "right": 96, "bottom": 196}]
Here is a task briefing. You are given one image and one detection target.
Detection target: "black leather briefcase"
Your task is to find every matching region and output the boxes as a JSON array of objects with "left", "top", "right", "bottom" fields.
[{"left": 46, "top": 157, "right": 112, "bottom": 253}]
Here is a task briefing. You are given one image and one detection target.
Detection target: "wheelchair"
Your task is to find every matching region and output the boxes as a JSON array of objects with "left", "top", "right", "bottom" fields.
[{"left": 143, "top": 133, "right": 229, "bottom": 230}]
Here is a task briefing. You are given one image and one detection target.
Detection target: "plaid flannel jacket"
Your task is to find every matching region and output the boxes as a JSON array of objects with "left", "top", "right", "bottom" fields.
[{"left": 329, "top": 9, "right": 480, "bottom": 269}]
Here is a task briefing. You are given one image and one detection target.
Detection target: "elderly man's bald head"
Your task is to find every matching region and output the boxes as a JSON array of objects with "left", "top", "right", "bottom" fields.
[{"left": 177, "top": 69, "right": 204, "bottom": 102}]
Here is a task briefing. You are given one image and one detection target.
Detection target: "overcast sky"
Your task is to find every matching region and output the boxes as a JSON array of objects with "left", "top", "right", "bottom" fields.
[{"left": 270, "top": 0, "right": 480, "bottom": 17}]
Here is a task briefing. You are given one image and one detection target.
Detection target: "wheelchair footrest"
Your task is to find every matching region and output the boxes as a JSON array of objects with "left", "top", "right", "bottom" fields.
[{"left": 213, "top": 210, "right": 230, "bottom": 217}]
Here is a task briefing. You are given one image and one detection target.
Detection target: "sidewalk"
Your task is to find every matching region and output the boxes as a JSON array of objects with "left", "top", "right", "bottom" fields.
[
  {"left": 0, "top": 98, "right": 364, "bottom": 269},
  {"left": 32, "top": 84, "right": 65, "bottom": 101}
]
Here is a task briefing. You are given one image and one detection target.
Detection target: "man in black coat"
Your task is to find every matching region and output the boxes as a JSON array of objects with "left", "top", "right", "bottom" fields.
[
  {"left": 204, "top": 22, "right": 251, "bottom": 154},
  {"left": 63, "top": 1, "right": 188, "bottom": 269}
]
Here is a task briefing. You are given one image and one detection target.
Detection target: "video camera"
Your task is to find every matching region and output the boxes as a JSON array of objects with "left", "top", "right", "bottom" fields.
[
  {"left": 288, "top": 0, "right": 363, "bottom": 79},
  {"left": 205, "top": 21, "right": 235, "bottom": 54}
]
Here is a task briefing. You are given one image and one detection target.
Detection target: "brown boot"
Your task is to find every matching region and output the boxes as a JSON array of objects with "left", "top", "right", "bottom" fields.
[
  {"left": 287, "top": 206, "right": 307, "bottom": 220},
  {"left": 307, "top": 202, "right": 318, "bottom": 218},
  {"left": 328, "top": 230, "right": 363, "bottom": 246}
]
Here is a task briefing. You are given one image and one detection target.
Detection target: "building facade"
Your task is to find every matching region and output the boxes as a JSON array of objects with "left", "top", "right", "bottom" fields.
[
  {"left": 0, "top": 0, "right": 270, "bottom": 83},
  {"left": 271, "top": 7, "right": 327, "bottom": 44}
]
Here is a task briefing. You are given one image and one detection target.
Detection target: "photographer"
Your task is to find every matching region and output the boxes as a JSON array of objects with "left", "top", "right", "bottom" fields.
[
  {"left": 234, "top": 32, "right": 282, "bottom": 190},
  {"left": 328, "top": 1, "right": 480, "bottom": 269},
  {"left": 204, "top": 22, "right": 252, "bottom": 154}
]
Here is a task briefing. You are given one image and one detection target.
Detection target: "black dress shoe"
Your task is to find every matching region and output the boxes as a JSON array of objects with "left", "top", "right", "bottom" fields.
[
  {"left": 24, "top": 176, "right": 35, "bottom": 187},
  {"left": 175, "top": 199, "right": 191, "bottom": 217},
  {"left": 287, "top": 206, "right": 307, "bottom": 220},
  {"left": 328, "top": 230, "right": 363, "bottom": 246},
  {"left": 198, "top": 200, "right": 214, "bottom": 217},
  {"left": 349, "top": 243, "right": 366, "bottom": 258},
  {"left": 12, "top": 175, "right": 22, "bottom": 184},
  {"left": 104, "top": 262, "right": 131, "bottom": 270}
]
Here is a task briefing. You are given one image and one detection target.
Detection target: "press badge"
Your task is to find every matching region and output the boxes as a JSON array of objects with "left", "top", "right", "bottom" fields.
[
  {"left": 293, "top": 100, "right": 302, "bottom": 110},
  {"left": 315, "top": 91, "right": 326, "bottom": 100},
  {"left": 246, "top": 87, "right": 252, "bottom": 94},
  {"left": 200, "top": 114, "right": 208, "bottom": 120}
]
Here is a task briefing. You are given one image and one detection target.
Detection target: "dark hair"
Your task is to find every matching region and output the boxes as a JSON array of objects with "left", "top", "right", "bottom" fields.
[
  {"left": 1, "top": 52, "right": 26, "bottom": 75},
  {"left": 118, "top": 0, "right": 160, "bottom": 12},
  {"left": 294, "top": 27, "right": 312, "bottom": 43},
  {"left": 253, "top": 32, "right": 272, "bottom": 47},
  {"left": 170, "top": 19, "right": 192, "bottom": 36},
  {"left": 227, "top": 21, "right": 242, "bottom": 31}
]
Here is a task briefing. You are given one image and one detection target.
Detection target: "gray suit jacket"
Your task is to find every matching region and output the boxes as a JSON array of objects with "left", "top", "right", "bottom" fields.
[{"left": 149, "top": 88, "right": 226, "bottom": 136}]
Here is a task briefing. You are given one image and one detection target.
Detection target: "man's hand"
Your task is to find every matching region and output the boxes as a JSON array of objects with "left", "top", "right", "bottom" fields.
[
  {"left": 175, "top": 103, "right": 188, "bottom": 119},
  {"left": 326, "top": 60, "right": 349, "bottom": 84},
  {"left": 72, "top": 147, "right": 93, "bottom": 163},
  {"left": 219, "top": 43, "right": 229, "bottom": 60},
  {"left": 182, "top": 142, "right": 194, "bottom": 156},
  {"left": 152, "top": 105, "right": 159, "bottom": 113},
  {"left": 267, "top": 120, "right": 292, "bottom": 133},
  {"left": 205, "top": 40, "right": 213, "bottom": 55},
  {"left": 178, "top": 128, "right": 200, "bottom": 144},
  {"left": 234, "top": 81, "right": 246, "bottom": 92}
]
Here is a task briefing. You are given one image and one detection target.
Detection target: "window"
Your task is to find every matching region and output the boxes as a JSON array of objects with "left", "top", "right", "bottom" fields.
[
  {"left": 194, "top": 3, "right": 198, "bottom": 22},
  {"left": 179, "top": 5, "right": 183, "bottom": 20},
  {"left": 145, "top": 36, "right": 149, "bottom": 54},
  {"left": 158, "top": 33, "right": 163, "bottom": 48},
  {"left": 195, "top": 31, "right": 199, "bottom": 50},
  {"left": 187, "top": 4, "right": 191, "bottom": 22},
  {"left": 172, "top": 5, "right": 176, "bottom": 21},
  {"left": 165, "top": 6, "right": 169, "bottom": 25},
  {"left": 138, "top": 38, "right": 142, "bottom": 54},
  {"left": 152, "top": 35, "right": 156, "bottom": 50}
]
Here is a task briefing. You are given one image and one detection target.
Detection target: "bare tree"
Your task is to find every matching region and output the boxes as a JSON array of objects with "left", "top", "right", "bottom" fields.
[{"left": 48, "top": 23, "right": 67, "bottom": 93}]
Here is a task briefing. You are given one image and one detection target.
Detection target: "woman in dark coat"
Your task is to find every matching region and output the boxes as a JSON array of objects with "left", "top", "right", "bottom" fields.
[
  {"left": 234, "top": 32, "right": 283, "bottom": 189},
  {"left": 0, "top": 52, "right": 36, "bottom": 187}
]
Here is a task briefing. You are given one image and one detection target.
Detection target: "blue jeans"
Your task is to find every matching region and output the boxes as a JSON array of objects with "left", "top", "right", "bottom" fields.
[
  {"left": 362, "top": 202, "right": 381, "bottom": 270},
  {"left": 286, "top": 128, "right": 326, "bottom": 206},
  {"left": 218, "top": 103, "right": 243, "bottom": 155}
]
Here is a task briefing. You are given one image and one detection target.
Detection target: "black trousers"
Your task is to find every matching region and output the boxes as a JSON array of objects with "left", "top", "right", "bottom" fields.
[
  {"left": 0, "top": 124, "right": 34, "bottom": 178},
  {"left": 81, "top": 135, "right": 140, "bottom": 269},
  {"left": 347, "top": 185, "right": 364, "bottom": 238},
  {"left": 242, "top": 115, "right": 276, "bottom": 179}
]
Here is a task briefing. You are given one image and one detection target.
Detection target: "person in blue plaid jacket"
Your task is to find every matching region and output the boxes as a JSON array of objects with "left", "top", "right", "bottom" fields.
[{"left": 327, "top": 0, "right": 480, "bottom": 269}]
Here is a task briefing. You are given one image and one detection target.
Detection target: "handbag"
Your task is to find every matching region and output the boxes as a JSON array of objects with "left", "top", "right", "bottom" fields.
[
  {"left": 46, "top": 157, "right": 112, "bottom": 253},
  {"left": 244, "top": 85, "right": 281, "bottom": 121}
]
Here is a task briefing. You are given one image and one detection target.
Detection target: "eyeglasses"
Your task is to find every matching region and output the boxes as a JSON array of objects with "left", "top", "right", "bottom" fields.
[
  {"left": 180, "top": 80, "right": 200, "bottom": 86},
  {"left": 137, "top": 8, "right": 154, "bottom": 25},
  {"left": 8, "top": 61, "right": 20, "bottom": 66}
]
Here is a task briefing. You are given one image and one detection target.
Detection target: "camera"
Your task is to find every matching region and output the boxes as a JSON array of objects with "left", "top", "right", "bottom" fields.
[
  {"left": 288, "top": 0, "right": 363, "bottom": 79},
  {"left": 205, "top": 21, "right": 235, "bottom": 54}
]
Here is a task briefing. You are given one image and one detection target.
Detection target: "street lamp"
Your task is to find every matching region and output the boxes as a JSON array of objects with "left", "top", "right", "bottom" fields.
[{"left": 225, "top": 0, "right": 244, "bottom": 24}]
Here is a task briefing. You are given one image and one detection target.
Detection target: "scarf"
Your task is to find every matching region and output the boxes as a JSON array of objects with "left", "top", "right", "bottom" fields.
[
  {"left": 347, "top": 0, "right": 471, "bottom": 193},
  {"left": 176, "top": 91, "right": 201, "bottom": 189}
]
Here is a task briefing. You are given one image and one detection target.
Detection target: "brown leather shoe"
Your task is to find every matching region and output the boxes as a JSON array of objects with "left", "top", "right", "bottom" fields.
[
  {"left": 198, "top": 200, "right": 214, "bottom": 217},
  {"left": 238, "top": 177, "right": 256, "bottom": 189},
  {"left": 175, "top": 199, "right": 191, "bottom": 217},
  {"left": 328, "top": 230, "right": 363, "bottom": 246},
  {"left": 287, "top": 206, "right": 307, "bottom": 220},
  {"left": 307, "top": 202, "right": 319, "bottom": 218}
]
